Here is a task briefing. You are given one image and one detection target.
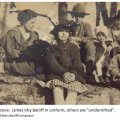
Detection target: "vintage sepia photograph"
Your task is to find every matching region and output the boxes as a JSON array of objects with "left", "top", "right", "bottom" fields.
[{"left": 0, "top": 2, "right": 120, "bottom": 105}]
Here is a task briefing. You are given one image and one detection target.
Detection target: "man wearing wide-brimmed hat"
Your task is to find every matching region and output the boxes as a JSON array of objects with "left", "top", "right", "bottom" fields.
[{"left": 68, "top": 3, "right": 96, "bottom": 83}]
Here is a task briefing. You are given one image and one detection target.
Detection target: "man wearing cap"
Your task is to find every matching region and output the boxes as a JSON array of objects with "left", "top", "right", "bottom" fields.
[{"left": 67, "top": 3, "right": 96, "bottom": 83}]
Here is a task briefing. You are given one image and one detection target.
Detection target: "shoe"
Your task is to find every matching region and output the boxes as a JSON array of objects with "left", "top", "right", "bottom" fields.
[
  {"left": 85, "top": 75, "right": 98, "bottom": 85},
  {"left": 98, "top": 76, "right": 106, "bottom": 85}
]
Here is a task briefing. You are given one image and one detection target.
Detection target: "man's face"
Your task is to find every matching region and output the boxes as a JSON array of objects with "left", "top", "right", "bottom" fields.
[
  {"left": 115, "top": 19, "right": 120, "bottom": 30},
  {"left": 24, "top": 17, "right": 37, "bottom": 32},
  {"left": 75, "top": 16, "right": 83, "bottom": 23},
  {"left": 74, "top": 14, "right": 84, "bottom": 23},
  {"left": 58, "top": 31, "right": 69, "bottom": 42}
]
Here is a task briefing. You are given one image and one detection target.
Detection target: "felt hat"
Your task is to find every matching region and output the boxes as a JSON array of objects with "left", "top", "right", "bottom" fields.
[{"left": 67, "top": 3, "right": 90, "bottom": 17}]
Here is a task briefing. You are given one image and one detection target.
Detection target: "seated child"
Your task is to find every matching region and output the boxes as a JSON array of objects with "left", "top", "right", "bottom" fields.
[{"left": 94, "top": 25, "right": 113, "bottom": 85}]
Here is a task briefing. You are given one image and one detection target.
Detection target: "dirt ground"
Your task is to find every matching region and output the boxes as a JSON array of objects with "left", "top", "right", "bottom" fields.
[{"left": 0, "top": 73, "right": 120, "bottom": 105}]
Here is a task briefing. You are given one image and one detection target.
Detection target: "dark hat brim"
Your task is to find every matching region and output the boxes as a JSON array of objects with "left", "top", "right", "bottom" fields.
[{"left": 67, "top": 11, "right": 90, "bottom": 16}]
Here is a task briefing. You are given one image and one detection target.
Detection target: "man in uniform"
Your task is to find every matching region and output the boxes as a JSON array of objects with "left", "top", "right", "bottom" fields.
[{"left": 67, "top": 3, "right": 96, "bottom": 83}]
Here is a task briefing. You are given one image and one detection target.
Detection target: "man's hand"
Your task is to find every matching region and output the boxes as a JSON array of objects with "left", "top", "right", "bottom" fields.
[{"left": 63, "top": 72, "right": 75, "bottom": 83}]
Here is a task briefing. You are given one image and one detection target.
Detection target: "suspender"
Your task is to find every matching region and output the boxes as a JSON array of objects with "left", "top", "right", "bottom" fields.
[{"left": 75, "top": 21, "right": 84, "bottom": 37}]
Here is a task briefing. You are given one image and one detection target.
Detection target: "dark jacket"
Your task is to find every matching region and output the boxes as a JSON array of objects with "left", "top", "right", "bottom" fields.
[
  {"left": 45, "top": 39, "right": 85, "bottom": 83},
  {"left": 4, "top": 26, "right": 39, "bottom": 75}
]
